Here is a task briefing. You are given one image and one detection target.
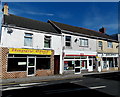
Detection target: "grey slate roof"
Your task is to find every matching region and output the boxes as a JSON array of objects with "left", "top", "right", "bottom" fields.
[
  {"left": 49, "top": 20, "right": 118, "bottom": 42},
  {"left": 3, "top": 14, "right": 58, "bottom": 33}
]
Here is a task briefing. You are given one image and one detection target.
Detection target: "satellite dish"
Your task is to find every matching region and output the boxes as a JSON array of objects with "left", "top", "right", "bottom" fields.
[{"left": 7, "top": 28, "right": 13, "bottom": 34}]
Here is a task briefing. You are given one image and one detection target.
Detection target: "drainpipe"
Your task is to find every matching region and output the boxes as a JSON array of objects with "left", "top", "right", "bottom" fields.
[{"left": 59, "top": 34, "right": 64, "bottom": 74}]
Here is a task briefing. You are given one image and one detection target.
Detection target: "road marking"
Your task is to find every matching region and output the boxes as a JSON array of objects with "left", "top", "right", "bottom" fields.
[
  {"left": 44, "top": 85, "right": 106, "bottom": 94},
  {"left": 2, "top": 82, "right": 47, "bottom": 91},
  {"left": 89, "top": 86, "right": 106, "bottom": 89},
  {"left": 70, "top": 80, "right": 83, "bottom": 83},
  {"left": 19, "top": 83, "right": 42, "bottom": 86},
  {"left": 2, "top": 86, "right": 28, "bottom": 91},
  {"left": 2, "top": 84, "right": 106, "bottom": 92}
]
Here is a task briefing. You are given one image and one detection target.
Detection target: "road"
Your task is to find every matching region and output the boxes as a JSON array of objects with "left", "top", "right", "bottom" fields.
[{"left": 2, "top": 72, "right": 120, "bottom": 97}]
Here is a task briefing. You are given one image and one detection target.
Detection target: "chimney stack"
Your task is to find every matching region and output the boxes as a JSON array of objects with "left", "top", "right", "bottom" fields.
[
  {"left": 99, "top": 27, "right": 106, "bottom": 34},
  {"left": 2, "top": 3, "right": 9, "bottom": 15}
]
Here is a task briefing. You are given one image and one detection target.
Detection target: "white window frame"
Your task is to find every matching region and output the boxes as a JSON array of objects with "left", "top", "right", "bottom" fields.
[
  {"left": 24, "top": 33, "right": 33, "bottom": 47},
  {"left": 65, "top": 36, "right": 71, "bottom": 47},
  {"left": 107, "top": 42, "right": 113, "bottom": 48},
  {"left": 98, "top": 41, "right": 103, "bottom": 50},
  {"left": 79, "top": 38, "right": 88, "bottom": 47},
  {"left": 44, "top": 35, "right": 51, "bottom": 48}
]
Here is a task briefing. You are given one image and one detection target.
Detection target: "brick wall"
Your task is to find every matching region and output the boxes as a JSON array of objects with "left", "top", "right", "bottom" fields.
[{"left": 0, "top": 47, "right": 54, "bottom": 79}]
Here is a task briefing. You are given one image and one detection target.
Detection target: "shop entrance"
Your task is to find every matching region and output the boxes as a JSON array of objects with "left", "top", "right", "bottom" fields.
[{"left": 27, "top": 57, "right": 36, "bottom": 76}]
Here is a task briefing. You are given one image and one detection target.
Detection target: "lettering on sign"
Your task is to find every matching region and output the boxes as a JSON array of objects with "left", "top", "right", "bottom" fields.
[{"left": 9, "top": 48, "right": 52, "bottom": 55}]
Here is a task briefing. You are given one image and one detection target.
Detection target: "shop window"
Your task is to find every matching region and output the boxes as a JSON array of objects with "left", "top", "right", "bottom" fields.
[
  {"left": 75, "top": 60, "right": 80, "bottom": 67},
  {"left": 115, "top": 58, "right": 118, "bottom": 67},
  {"left": 81, "top": 60, "right": 87, "bottom": 69},
  {"left": 36, "top": 58, "right": 50, "bottom": 70},
  {"left": 24, "top": 33, "right": 33, "bottom": 47},
  {"left": 64, "top": 61, "right": 74, "bottom": 70},
  {"left": 44, "top": 36, "right": 51, "bottom": 48},
  {"left": 7, "top": 58, "right": 27, "bottom": 72},
  {"left": 65, "top": 36, "right": 71, "bottom": 47},
  {"left": 109, "top": 58, "right": 114, "bottom": 67},
  {"left": 103, "top": 58, "right": 107, "bottom": 68}
]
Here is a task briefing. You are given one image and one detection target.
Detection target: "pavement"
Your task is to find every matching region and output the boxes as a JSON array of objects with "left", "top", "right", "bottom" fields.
[{"left": 0, "top": 71, "right": 119, "bottom": 86}]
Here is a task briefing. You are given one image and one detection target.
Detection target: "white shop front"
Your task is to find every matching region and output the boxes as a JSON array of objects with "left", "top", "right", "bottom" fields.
[
  {"left": 63, "top": 50, "right": 97, "bottom": 74},
  {"left": 98, "top": 53, "right": 119, "bottom": 71}
]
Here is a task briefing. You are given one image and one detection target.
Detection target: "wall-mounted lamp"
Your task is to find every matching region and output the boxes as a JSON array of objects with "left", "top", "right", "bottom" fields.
[
  {"left": 7, "top": 27, "right": 13, "bottom": 34},
  {"left": 74, "top": 38, "right": 78, "bottom": 42}
]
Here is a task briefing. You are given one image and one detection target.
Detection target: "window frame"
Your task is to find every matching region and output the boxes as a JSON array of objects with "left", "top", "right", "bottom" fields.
[
  {"left": 98, "top": 41, "right": 103, "bottom": 50},
  {"left": 7, "top": 54, "right": 51, "bottom": 72},
  {"left": 24, "top": 33, "right": 33, "bottom": 47},
  {"left": 65, "top": 36, "right": 71, "bottom": 47},
  {"left": 107, "top": 41, "right": 113, "bottom": 48},
  {"left": 44, "top": 35, "right": 51, "bottom": 48},
  {"left": 79, "top": 38, "right": 88, "bottom": 47}
]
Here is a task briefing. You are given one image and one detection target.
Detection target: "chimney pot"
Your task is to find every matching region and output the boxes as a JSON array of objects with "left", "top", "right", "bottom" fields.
[
  {"left": 2, "top": 3, "right": 9, "bottom": 15},
  {"left": 99, "top": 27, "right": 106, "bottom": 34}
]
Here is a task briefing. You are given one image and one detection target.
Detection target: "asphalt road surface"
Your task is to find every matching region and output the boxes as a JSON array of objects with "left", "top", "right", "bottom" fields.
[{"left": 2, "top": 72, "right": 120, "bottom": 97}]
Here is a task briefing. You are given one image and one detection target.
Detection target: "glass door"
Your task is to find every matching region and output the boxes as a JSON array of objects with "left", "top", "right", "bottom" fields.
[
  {"left": 74, "top": 60, "right": 81, "bottom": 74},
  {"left": 27, "top": 57, "right": 36, "bottom": 76}
]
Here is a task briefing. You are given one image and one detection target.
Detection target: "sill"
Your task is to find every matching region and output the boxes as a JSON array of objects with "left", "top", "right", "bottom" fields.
[
  {"left": 43, "top": 48, "right": 53, "bottom": 50},
  {"left": 65, "top": 46, "right": 72, "bottom": 49},
  {"left": 79, "top": 46, "right": 88, "bottom": 48},
  {"left": 23, "top": 46, "right": 34, "bottom": 49},
  {"left": 107, "top": 47, "right": 113, "bottom": 49},
  {"left": 7, "top": 71, "right": 26, "bottom": 73}
]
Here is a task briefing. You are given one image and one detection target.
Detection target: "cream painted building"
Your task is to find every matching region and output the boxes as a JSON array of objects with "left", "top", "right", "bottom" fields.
[{"left": 97, "top": 39, "right": 119, "bottom": 71}]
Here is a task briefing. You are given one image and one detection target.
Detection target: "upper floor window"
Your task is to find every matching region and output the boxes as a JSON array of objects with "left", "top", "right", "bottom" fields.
[
  {"left": 24, "top": 33, "right": 33, "bottom": 47},
  {"left": 44, "top": 36, "right": 51, "bottom": 48},
  {"left": 98, "top": 41, "right": 102, "bottom": 50},
  {"left": 65, "top": 36, "right": 71, "bottom": 47},
  {"left": 79, "top": 38, "right": 88, "bottom": 47},
  {"left": 107, "top": 42, "right": 113, "bottom": 48}
]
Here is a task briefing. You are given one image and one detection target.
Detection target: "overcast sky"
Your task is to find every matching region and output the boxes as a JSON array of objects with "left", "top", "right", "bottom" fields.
[{"left": 1, "top": 2, "right": 119, "bottom": 35}]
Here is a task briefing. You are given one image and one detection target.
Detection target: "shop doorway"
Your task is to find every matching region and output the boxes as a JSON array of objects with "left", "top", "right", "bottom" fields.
[
  {"left": 27, "top": 57, "right": 36, "bottom": 76},
  {"left": 54, "top": 55, "right": 60, "bottom": 74}
]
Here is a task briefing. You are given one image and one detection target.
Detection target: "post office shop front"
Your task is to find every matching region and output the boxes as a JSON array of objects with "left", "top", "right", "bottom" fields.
[
  {"left": 0, "top": 47, "right": 54, "bottom": 79},
  {"left": 63, "top": 50, "right": 97, "bottom": 74}
]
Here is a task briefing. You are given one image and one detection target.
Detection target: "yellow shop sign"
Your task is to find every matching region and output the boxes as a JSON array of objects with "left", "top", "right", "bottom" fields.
[{"left": 9, "top": 48, "right": 52, "bottom": 55}]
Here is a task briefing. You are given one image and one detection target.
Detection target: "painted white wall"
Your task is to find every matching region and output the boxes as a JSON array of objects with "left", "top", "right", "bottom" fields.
[
  {"left": 1, "top": 27, "right": 62, "bottom": 55},
  {"left": 62, "top": 33, "right": 97, "bottom": 52}
]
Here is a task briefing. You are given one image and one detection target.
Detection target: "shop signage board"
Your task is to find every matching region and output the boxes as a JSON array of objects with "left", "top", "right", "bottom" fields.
[{"left": 9, "top": 48, "right": 52, "bottom": 55}]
